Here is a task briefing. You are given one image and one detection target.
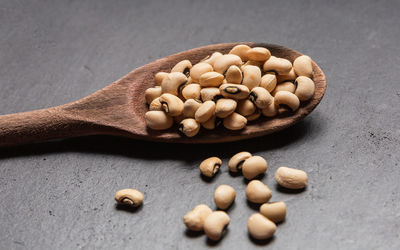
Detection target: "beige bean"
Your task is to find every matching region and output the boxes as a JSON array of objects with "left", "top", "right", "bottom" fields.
[
  {"left": 223, "top": 112, "right": 247, "bottom": 130},
  {"left": 260, "top": 202, "right": 286, "bottom": 223},
  {"left": 154, "top": 72, "right": 169, "bottom": 86},
  {"left": 201, "top": 115, "right": 218, "bottom": 130},
  {"left": 179, "top": 118, "right": 200, "bottom": 137},
  {"left": 199, "top": 71, "right": 224, "bottom": 87},
  {"left": 161, "top": 72, "right": 188, "bottom": 96},
  {"left": 294, "top": 76, "right": 315, "bottom": 101},
  {"left": 242, "top": 60, "right": 263, "bottom": 68},
  {"left": 145, "top": 87, "right": 162, "bottom": 105},
  {"left": 183, "top": 99, "right": 202, "bottom": 118},
  {"left": 228, "top": 151, "right": 252, "bottom": 172},
  {"left": 214, "top": 185, "right": 236, "bottom": 210},
  {"left": 201, "top": 52, "right": 223, "bottom": 66},
  {"left": 274, "top": 166, "right": 308, "bottom": 189},
  {"left": 182, "top": 83, "right": 201, "bottom": 100},
  {"left": 250, "top": 87, "right": 273, "bottom": 109},
  {"left": 225, "top": 65, "right": 243, "bottom": 84},
  {"left": 145, "top": 111, "right": 173, "bottom": 130},
  {"left": 242, "top": 65, "right": 261, "bottom": 90},
  {"left": 200, "top": 87, "right": 221, "bottom": 102},
  {"left": 190, "top": 62, "right": 213, "bottom": 82},
  {"left": 247, "top": 213, "right": 276, "bottom": 240},
  {"left": 115, "top": 188, "right": 144, "bottom": 207},
  {"left": 149, "top": 97, "right": 163, "bottom": 111},
  {"left": 242, "top": 156, "right": 268, "bottom": 180},
  {"left": 183, "top": 204, "right": 213, "bottom": 231},
  {"left": 195, "top": 101, "right": 216, "bottom": 123},
  {"left": 199, "top": 157, "right": 222, "bottom": 177},
  {"left": 159, "top": 93, "right": 184, "bottom": 116},
  {"left": 271, "top": 81, "right": 296, "bottom": 96},
  {"left": 229, "top": 44, "right": 251, "bottom": 61},
  {"left": 171, "top": 60, "right": 192, "bottom": 77},
  {"left": 274, "top": 91, "right": 300, "bottom": 112},
  {"left": 236, "top": 99, "right": 256, "bottom": 117},
  {"left": 246, "top": 110, "right": 261, "bottom": 121},
  {"left": 215, "top": 98, "right": 237, "bottom": 118},
  {"left": 277, "top": 68, "right": 297, "bottom": 83},
  {"left": 263, "top": 56, "right": 292, "bottom": 75},
  {"left": 246, "top": 47, "right": 271, "bottom": 61},
  {"left": 261, "top": 99, "right": 278, "bottom": 117},
  {"left": 204, "top": 211, "right": 230, "bottom": 241},
  {"left": 213, "top": 54, "right": 242, "bottom": 74},
  {"left": 219, "top": 83, "right": 250, "bottom": 100},
  {"left": 260, "top": 74, "right": 277, "bottom": 92},
  {"left": 246, "top": 180, "right": 272, "bottom": 203},
  {"left": 293, "top": 55, "right": 313, "bottom": 78}
]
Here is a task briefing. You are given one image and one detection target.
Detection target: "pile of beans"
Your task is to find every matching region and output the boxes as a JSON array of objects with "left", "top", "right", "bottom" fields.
[
  {"left": 144, "top": 45, "right": 315, "bottom": 137},
  {"left": 183, "top": 152, "right": 308, "bottom": 241}
]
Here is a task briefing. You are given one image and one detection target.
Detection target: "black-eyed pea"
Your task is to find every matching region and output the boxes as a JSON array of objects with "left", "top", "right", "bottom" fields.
[
  {"left": 229, "top": 44, "right": 251, "bottom": 61},
  {"left": 199, "top": 157, "right": 222, "bottom": 177},
  {"left": 274, "top": 91, "right": 300, "bottom": 112},
  {"left": 182, "top": 84, "right": 201, "bottom": 100},
  {"left": 246, "top": 180, "right": 272, "bottom": 203},
  {"left": 201, "top": 52, "right": 223, "bottom": 66},
  {"left": 201, "top": 115, "right": 218, "bottom": 130},
  {"left": 145, "top": 86, "right": 162, "bottom": 105},
  {"left": 225, "top": 65, "right": 243, "bottom": 84},
  {"left": 261, "top": 100, "right": 279, "bottom": 117},
  {"left": 200, "top": 87, "right": 221, "bottom": 102},
  {"left": 204, "top": 211, "right": 230, "bottom": 241},
  {"left": 149, "top": 97, "right": 163, "bottom": 111},
  {"left": 263, "top": 56, "right": 292, "bottom": 75},
  {"left": 115, "top": 188, "right": 144, "bottom": 207},
  {"left": 228, "top": 151, "right": 252, "bottom": 172},
  {"left": 199, "top": 72, "right": 224, "bottom": 87},
  {"left": 214, "top": 184, "right": 236, "bottom": 210},
  {"left": 154, "top": 72, "right": 169, "bottom": 86},
  {"left": 223, "top": 112, "right": 247, "bottom": 130},
  {"left": 161, "top": 72, "right": 188, "bottom": 96},
  {"left": 215, "top": 98, "right": 237, "bottom": 118},
  {"left": 271, "top": 81, "right": 296, "bottom": 96},
  {"left": 250, "top": 87, "right": 273, "bottom": 109},
  {"left": 171, "top": 60, "right": 192, "bottom": 77},
  {"left": 246, "top": 110, "right": 261, "bottom": 121},
  {"left": 247, "top": 213, "right": 276, "bottom": 240},
  {"left": 277, "top": 68, "right": 297, "bottom": 83},
  {"left": 246, "top": 47, "right": 271, "bottom": 61},
  {"left": 159, "top": 93, "right": 184, "bottom": 117},
  {"left": 183, "top": 99, "right": 202, "bottom": 118},
  {"left": 183, "top": 204, "right": 213, "bottom": 231},
  {"left": 219, "top": 83, "right": 250, "bottom": 100},
  {"left": 179, "top": 118, "right": 200, "bottom": 137},
  {"left": 242, "top": 65, "right": 261, "bottom": 90},
  {"left": 260, "top": 202, "right": 287, "bottom": 223},
  {"left": 293, "top": 55, "right": 313, "bottom": 78},
  {"left": 236, "top": 99, "right": 256, "bottom": 117},
  {"left": 294, "top": 76, "right": 315, "bottom": 101},
  {"left": 213, "top": 54, "right": 242, "bottom": 74},
  {"left": 195, "top": 101, "right": 216, "bottom": 123},
  {"left": 274, "top": 166, "right": 308, "bottom": 189},
  {"left": 190, "top": 62, "right": 213, "bottom": 82},
  {"left": 242, "top": 156, "right": 268, "bottom": 180},
  {"left": 260, "top": 74, "right": 277, "bottom": 92},
  {"left": 145, "top": 111, "right": 174, "bottom": 130}
]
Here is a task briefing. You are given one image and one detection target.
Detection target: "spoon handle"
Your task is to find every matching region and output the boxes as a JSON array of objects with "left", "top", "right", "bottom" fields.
[{"left": 0, "top": 106, "right": 100, "bottom": 147}]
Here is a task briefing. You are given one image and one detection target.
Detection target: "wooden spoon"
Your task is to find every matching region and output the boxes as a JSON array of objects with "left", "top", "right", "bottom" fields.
[{"left": 0, "top": 43, "right": 326, "bottom": 147}]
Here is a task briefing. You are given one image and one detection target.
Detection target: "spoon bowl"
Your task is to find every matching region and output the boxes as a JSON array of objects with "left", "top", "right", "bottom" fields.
[{"left": 0, "top": 43, "right": 326, "bottom": 146}]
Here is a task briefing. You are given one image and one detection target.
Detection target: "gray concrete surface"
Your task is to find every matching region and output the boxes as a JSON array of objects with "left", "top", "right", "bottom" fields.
[{"left": 0, "top": 0, "right": 399, "bottom": 249}]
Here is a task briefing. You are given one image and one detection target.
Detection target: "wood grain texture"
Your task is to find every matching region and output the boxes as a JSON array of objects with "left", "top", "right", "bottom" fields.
[{"left": 0, "top": 43, "right": 326, "bottom": 146}]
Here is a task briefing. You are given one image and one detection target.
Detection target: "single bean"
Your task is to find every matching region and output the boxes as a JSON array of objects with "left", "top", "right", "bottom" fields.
[
  {"left": 219, "top": 83, "right": 250, "bottom": 100},
  {"left": 274, "top": 166, "right": 308, "bottom": 189},
  {"left": 246, "top": 47, "right": 271, "bottom": 61},
  {"left": 201, "top": 52, "right": 223, "bottom": 66},
  {"left": 183, "top": 204, "right": 213, "bottom": 231},
  {"left": 154, "top": 72, "right": 169, "bottom": 86},
  {"left": 199, "top": 71, "right": 224, "bottom": 87},
  {"left": 277, "top": 68, "right": 297, "bottom": 83},
  {"left": 228, "top": 151, "right": 252, "bottom": 172},
  {"left": 215, "top": 98, "right": 237, "bottom": 118},
  {"left": 225, "top": 65, "right": 243, "bottom": 84},
  {"left": 195, "top": 100, "right": 216, "bottom": 123},
  {"left": 161, "top": 72, "right": 187, "bottom": 96},
  {"left": 183, "top": 99, "right": 202, "bottom": 118},
  {"left": 159, "top": 93, "right": 184, "bottom": 116},
  {"left": 145, "top": 111, "right": 173, "bottom": 130},
  {"left": 242, "top": 65, "right": 261, "bottom": 90},
  {"left": 213, "top": 54, "right": 242, "bottom": 74},
  {"left": 200, "top": 87, "right": 221, "bottom": 102},
  {"left": 260, "top": 74, "right": 277, "bottom": 92},
  {"left": 199, "top": 157, "right": 222, "bottom": 177},
  {"left": 190, "top": 62, "right": 213, "bottom": 82},
  {"left": 294, "top": 76, "right": 315, "bottom": 101},
  {"left": 182, "top": 83, "right": 201, "bottom": 100},
  {"left": 115, "top": 188, "right": 144, "bottom": 207},
  {"left": 247, "top": 213, "right": 276, "bottom": 240},
  {"left": 263, "top": 56, "right": 292, "bottom": 75},
  {"left": 179, "top": 118, "right": 200, "bottom": 137},
  {"left": 171, "top": 60, "right": 192, "bottom": 77},
  {"left": 293, "top": 55, "right": 313, "bottom": 78},
  {"left": 214, "top": 184, "right": 236, "bottom": 210},
  {"left": 236, "top": 99, "right": 257, "bottom": 117},
  {"left": 274, "top": 91, "right": 300, "bottom": 112},
  {"left": 145, "top": 86, "right": 162, "bottom": 105},
  {"left": 223, "top": 112, "right": 247, "bottom": 130},
  {"left": 242, "top": 156, "right": 268, "bottom": 180},
  {"left": 229, "top": 44, "right": 251, "bottom": 61},
  {"left": 149, "top": 97, "right": 162, "bottom": 111},
  {"left": 260, "top": 201, "right": 286, "bottom": 223},
  {"left": 201, "top": 115, "right": 218, "bottom": 130},
  {"left": 271, "top": 81, "right": 296, "bottom": 96},
  {"left": 204, "top": 211, "right": 230, "bottom": 241},
  {"left": 250, "top": 87, "right": 273, "bottom": 109},
  {"left": 246, "top": 180, "right": 272, "bottom": 203},
  {"left": 261, "top": 99, "right": 278, "bottom": 117}
]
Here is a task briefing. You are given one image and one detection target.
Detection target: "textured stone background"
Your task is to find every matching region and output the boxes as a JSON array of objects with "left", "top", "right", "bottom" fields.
[{"left": 0, "top": 0, "right": 399, "bottom": 249}]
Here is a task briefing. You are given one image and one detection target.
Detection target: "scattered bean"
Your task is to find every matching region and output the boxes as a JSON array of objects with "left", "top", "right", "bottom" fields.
[
  {"left": 145, "top": 111, "right": 173, "bottom": 130},
  {"left": 260, "top": 201, "right": 286, "bottom": 223},
  {"left": 204, "top": 211, "right": 230, "bottom": 241},
  {"left": 246, "top": 180, "right": 272, "bottom": 203},
  {"left": 214, "top": 185, "right": 236, "bottom": 210},
  {"left": 115, "top": 188, "right": 144, "bottom": 207},
  {"left": 242, "top": 156, "right": 268, "bottom": 180},
  {"left": 228, "top": 151, "right": 252, "bottom": 172},
  {"left": 199, "top": 157, "right": 222, "bottom": 177},
  {"left": 183, "top": 204, "right": 213, "bottom": 231},
  {"left": 247, "top": 213, "right": 276, "bottom": 240},
  {"left": 274, "top": 166, "right": 308, "bottom": 189}
]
